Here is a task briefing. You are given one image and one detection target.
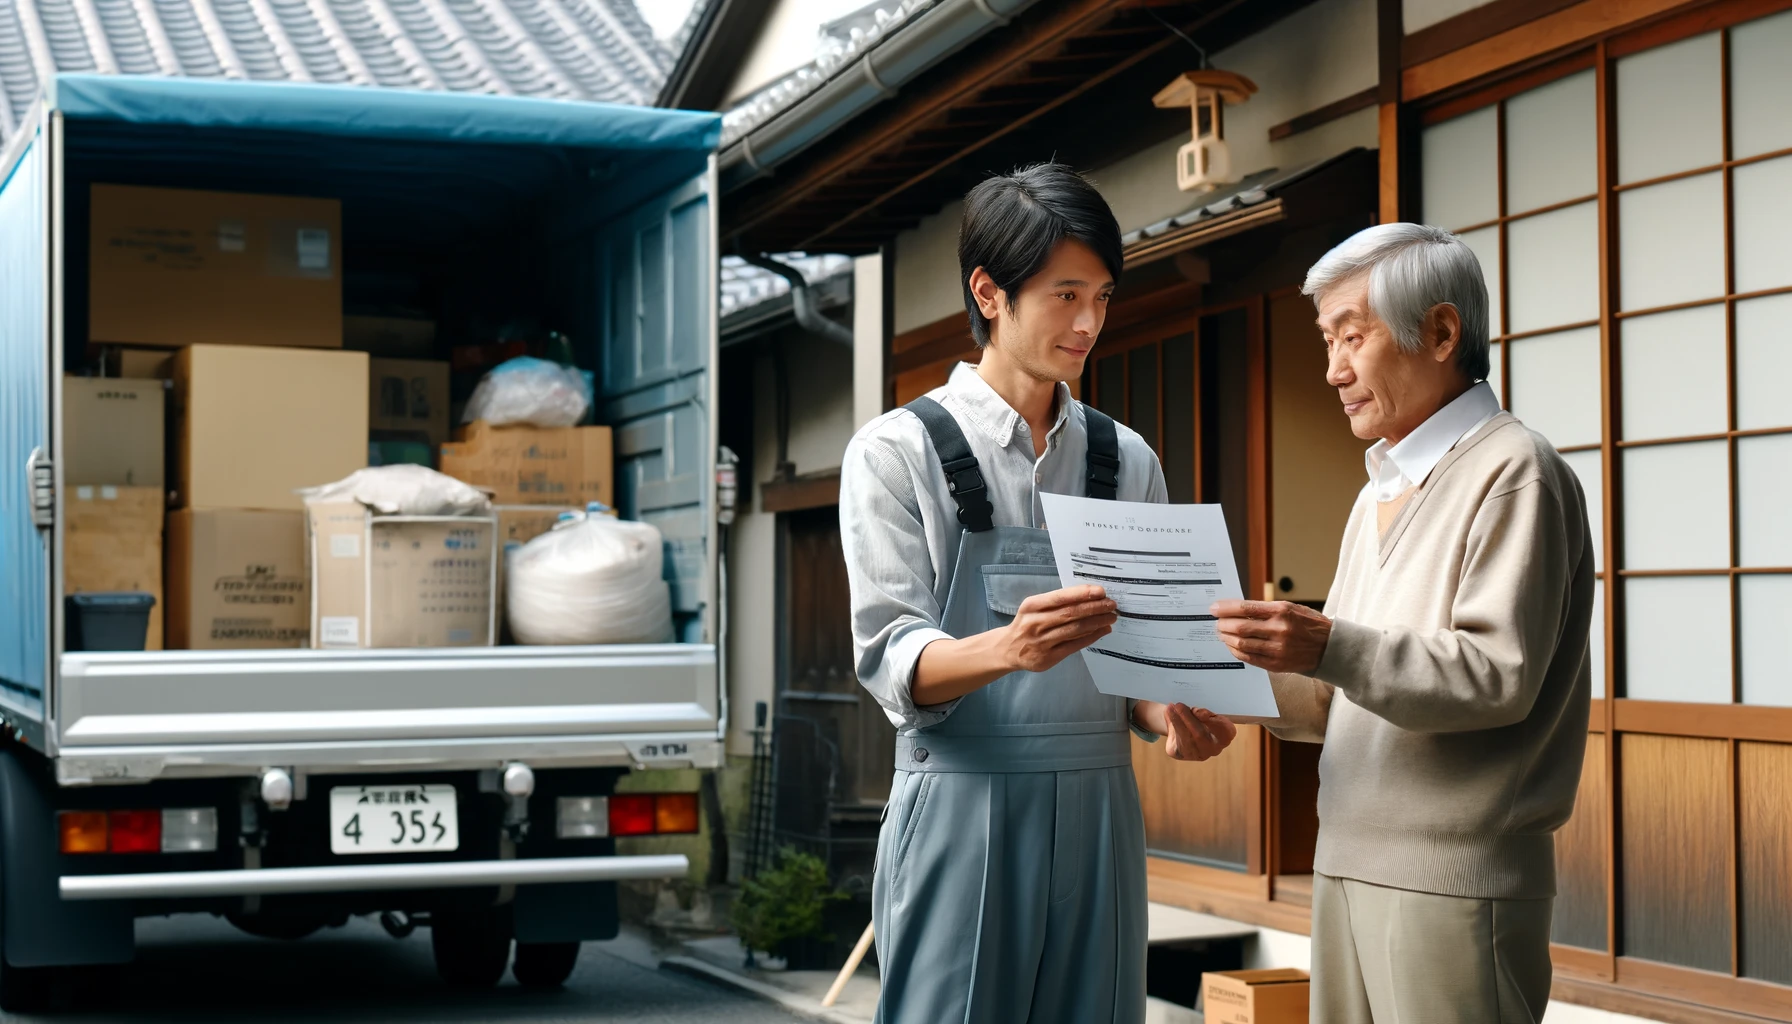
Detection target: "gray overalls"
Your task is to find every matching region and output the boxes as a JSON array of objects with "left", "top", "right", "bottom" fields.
[{"left": 871, "top": 396, "right": 1146, "bottom": 1024}]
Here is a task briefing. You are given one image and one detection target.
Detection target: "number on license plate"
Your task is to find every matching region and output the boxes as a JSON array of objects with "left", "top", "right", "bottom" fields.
[{"left": 329, "top": 784, "right": 460, "bottom": 855}]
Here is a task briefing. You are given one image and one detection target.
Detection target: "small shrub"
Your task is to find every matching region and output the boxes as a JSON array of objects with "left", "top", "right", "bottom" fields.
[{"left": 730, "top": 847, "right": 848, "bottom": 960}]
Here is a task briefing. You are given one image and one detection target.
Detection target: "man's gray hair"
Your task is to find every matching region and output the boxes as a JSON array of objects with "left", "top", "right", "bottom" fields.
[{"left": 1302, "top": 223, "right": 1492, "bottom": 382}]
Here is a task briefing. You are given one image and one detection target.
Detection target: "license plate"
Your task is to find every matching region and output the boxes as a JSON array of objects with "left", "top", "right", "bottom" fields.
[{"left": 330, "top": 784, "right": 459, "bottom": 855}]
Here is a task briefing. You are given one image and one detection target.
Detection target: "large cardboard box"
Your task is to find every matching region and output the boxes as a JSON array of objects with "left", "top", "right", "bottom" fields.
[
  {"left": 369, "top": 358, "right": 451, "bottom": 451},
  {"left": 308, "top": 502, "right": 497, "bottom": 649},
  {"left": 64, "top": 376, "right": 164, "bottom": 487},
  {"left": 90, "top": 184, "right": 342, "bottom": 351},
  {"left": 440, "top": 421, "right": 613, "bottom": 507},
  {"left": 1201, "top": 970, "right": 1310, "bottom": 1024},
  {"left": 65, "top": 485, "right": 165, "bottom": 651},
  {"left": 174, "top": 345, "right": 369, "bottom": 511},
  {"left": 166, "top": 508, "right": 309, "bottom": 649}
]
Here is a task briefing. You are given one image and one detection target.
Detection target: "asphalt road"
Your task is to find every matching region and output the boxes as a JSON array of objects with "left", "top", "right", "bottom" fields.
[{"left": 1, "top": 916, "right": 810, "bottom": 1024}]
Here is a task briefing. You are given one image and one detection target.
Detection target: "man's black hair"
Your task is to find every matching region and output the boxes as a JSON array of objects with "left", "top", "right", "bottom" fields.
[{"left": 957, "top": 163, "right": 1124, "bottom": 348}]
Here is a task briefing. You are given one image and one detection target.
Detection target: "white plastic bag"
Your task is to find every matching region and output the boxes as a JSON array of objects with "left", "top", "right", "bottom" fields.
[
  {"left": 298, "top": 464, "right": 492, "bottom": 516},
  {"left": 462, "top": 357, "right": 591, "bottom": 428},
  {"left": 507, "top": 507, "right": 673, "bottom": 645}
]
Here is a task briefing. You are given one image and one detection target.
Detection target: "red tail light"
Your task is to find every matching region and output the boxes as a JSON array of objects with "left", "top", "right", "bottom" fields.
[
  {"left": 608, "top": 794, "right": 656, "bottom": 837},
  {"left": 108, "top": 810, "right": 161, "bottom": 854}
]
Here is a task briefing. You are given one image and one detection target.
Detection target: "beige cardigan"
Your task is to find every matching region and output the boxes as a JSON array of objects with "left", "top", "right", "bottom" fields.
[{"left": 1269, "top": 412, "right": 1595, "bottom": 900}]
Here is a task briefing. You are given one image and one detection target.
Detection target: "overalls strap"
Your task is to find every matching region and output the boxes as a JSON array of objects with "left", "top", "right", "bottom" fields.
[
  {"left": 906, "top": 396, "right": 995, "bottom": 533},
  {"left": 1082, "top": 404, "right": 1120, "bottom": 500},
  {"left": 906, "top": 397, "right": 1125, "bottom": 528}
]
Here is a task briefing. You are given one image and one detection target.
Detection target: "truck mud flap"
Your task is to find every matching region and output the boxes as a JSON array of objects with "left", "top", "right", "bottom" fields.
[
  {"left": 513, "top": 882, "right": 619, "bottom": 944},
  {"left": 0, "top": 748, "right": 133, "bottom": 967}
]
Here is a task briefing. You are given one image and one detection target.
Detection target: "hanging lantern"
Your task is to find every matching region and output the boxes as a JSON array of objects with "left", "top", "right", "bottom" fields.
[{"left": 1153, "top": 70, "right": 1258, "bottom": 193}]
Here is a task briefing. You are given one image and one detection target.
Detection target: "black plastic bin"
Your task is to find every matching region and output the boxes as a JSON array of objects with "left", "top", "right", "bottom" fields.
[{"left": 65, "top": 593, "right": 157, "bottom": 652}]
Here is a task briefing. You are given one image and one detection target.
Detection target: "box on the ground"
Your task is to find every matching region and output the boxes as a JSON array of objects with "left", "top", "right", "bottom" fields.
[
  {"left": 345, "top": 316, "right": 436, "bottom": 359},
  {"left": 1201, "top": 969, "right": 1310, "bottom": 1024},
  {"left": 439, "top": 421, "right": 613, "bottom": 508},
  {"left": 308, "top": 501, "right": 497, "bottom": 649},
  {"left": 64, "top": 376, "right": 165, "bottom": 488},
  {"left": 65, "top": 485, "right": 164, "bottom": 651},
  {"left": 90, "top": 184, "right": 342, "bottom": 351},
  {"left": 173, "top": 345, "right": 369, "bottom": 511},
  {"left": 369, "top": 358, "right": 451, "bottom": 450},
  {"left": 165, "top": 508, "right": 309, "bottom": 650}
]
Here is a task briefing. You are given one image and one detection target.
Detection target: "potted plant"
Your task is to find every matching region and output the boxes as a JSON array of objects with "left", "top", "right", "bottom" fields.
[{"left": 730, "top": 846, "right": 848, "bottom": 970}]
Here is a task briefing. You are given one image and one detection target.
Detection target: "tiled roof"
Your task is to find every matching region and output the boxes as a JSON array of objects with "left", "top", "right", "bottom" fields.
[
  {"left": 720, "top": 251, "right": 852, "bottom": 318},
  {"left": 719, "top": 0, "right": 927, "bottom": 148},
  {"left": 0, "top": 0, "right": 672, "bottom": 138}
]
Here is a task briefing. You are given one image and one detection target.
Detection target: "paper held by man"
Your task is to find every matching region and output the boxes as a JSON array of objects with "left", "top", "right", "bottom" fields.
[{"left": 1039, "top": 493, "right": 1280, "bottom": 718}]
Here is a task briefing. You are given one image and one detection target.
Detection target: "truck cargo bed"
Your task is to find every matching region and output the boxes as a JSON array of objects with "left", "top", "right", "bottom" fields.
[{"left": 50, "top": 644, "right": 720, "bottom": 784}]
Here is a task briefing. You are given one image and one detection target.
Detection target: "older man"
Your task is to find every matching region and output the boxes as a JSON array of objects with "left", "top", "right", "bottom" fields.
[{"left": 1212, "top": 223, "right": 1594, "bottom": 1023}]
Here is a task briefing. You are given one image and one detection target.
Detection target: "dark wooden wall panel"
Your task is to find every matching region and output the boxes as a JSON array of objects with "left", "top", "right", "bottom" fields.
[
  {"left": 1620, "top": 734, "right": 1731, "bottom": 972},
  {"left": 1740, "top": 741, "right": 1792, "bottom": 986},
  {"left": 1132, "top": 726, "right": 1255, "bottom": 869},
  {"left": 1553, "top": 733, "right": 1609, "bottom": 950},
  {"left": 1275, "top": 739, "right": 1321, "bottom": 877}
]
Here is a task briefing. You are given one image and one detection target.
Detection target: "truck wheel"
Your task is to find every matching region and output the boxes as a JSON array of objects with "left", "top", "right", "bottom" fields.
[
  {"left": 431, "top": 909, "right": 512, "bottom": 988},
  {"left": 512, "top": 941, "right": 580, "bottom": 988}
]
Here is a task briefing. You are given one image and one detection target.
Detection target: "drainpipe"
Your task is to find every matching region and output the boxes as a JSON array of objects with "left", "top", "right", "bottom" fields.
[{"left": 742, "top": 253, "right": 854, "bottom": 347}]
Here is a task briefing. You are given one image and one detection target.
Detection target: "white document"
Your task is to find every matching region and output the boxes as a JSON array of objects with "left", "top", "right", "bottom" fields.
[{"left": 1039, "top": 493, "right": 1279, "bottom": 718}]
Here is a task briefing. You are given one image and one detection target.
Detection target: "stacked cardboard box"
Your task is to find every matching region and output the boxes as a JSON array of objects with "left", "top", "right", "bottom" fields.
[
  {"left": 63, "top": 379, "right": 167, "bottom": 650},
  {"left": 164, "top": 345, "right": 369, "bottom": 649}
]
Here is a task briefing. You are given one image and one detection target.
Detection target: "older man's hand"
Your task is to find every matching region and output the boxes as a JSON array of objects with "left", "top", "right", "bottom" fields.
[
  {"left": 1211, "top": 600, "right": 1333, "bottom": 675},
  {"left": 1135, "top": 701, "right": 1238, "bottom": 761}
]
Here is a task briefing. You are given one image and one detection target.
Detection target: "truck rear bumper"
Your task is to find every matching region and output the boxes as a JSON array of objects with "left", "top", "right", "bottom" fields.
[{"left": 60, "top": 853, "right": 689, "bottom": 900}]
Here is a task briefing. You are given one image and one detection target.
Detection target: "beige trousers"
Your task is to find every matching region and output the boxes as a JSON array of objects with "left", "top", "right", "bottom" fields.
[{"left": 1310, "top": 872, "right": 1554, "bottom": 1024}]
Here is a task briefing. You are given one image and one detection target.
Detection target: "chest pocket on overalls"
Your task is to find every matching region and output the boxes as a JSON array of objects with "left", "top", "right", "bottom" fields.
[{"left": 981, "top": 564, "right": 1060, "bottom": 631}]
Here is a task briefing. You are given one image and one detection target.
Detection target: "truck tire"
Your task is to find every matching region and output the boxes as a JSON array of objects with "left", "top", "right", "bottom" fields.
[
  {"left": 431, "top": 908, "right": 512, "bottom": 988},
  {"left": 512, "top": 941, "right": 580, "bottom": 988}
]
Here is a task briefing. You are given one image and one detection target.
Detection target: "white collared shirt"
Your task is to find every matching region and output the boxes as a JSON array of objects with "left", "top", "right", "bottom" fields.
[
  {"left": 1364, "top": 381, "right": 1503, "bottom": 502},
  {"left": 839, "top": 362, "right": 1167, "bottom": 729}
]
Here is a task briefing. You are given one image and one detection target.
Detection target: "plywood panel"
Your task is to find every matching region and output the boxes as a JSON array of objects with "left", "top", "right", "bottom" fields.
[
  {"left": 1739, "top": 741, "right": 1792, "bottom": 985},
  {"left": 1554, "top": 733, "right": 1608, "bottom": 950},
  {"left": 1620, "top": 734, "right": 1731, "bottom": 972},
  {"left": 1131, "top": 725, "right": 1256, "bottom": 869},
  {"left": 1266, "top": 292, "right": 1365, "bottom": 603}
]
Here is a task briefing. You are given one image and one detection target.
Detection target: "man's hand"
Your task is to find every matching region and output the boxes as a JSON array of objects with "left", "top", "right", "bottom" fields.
[
  {"left": 912, "top": 585, "right": 1115, "bottom": 707},
  {"left": 1135, "top": 701, "right": 1238, "bottom": 761},
  {"left": 998, "top": 585, "right": 1118, "bottom": 673},
  {"left": 1211, "top": 600, "right": 1333, "bottom": 674}
]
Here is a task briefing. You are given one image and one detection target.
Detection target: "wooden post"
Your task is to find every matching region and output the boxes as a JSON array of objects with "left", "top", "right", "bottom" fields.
[{"left": 822, "top": 921, "right": 876, "bottom": 1008}]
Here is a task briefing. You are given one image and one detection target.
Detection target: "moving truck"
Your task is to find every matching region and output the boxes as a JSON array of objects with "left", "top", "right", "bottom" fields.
[{"left": 0, "top": 75, "right": 722, "bottom": 1005}]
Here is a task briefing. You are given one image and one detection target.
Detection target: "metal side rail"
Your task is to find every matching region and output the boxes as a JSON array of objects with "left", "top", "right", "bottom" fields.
[{"left": 60, "top": 854, "right": 689, "bottom": 900}]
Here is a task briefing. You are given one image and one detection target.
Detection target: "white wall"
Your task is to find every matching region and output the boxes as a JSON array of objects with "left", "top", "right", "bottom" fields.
[
  {"left": 725, "top": 0, "right": 865, "bottom": 104},
  {"left": 1404, "top": 0, "right": 1495, "bottom": 33},
  {"left": 854, "top": 253, "right": 886, "bottom": 428},
  {"left": 892, "top": 0, "right": 1379, "bottom": 335}
]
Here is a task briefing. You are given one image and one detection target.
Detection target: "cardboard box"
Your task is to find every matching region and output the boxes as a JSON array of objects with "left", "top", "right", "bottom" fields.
[
  {"left": 90, "top": 184, "right": 342, "bottom": 350},
  {"left": 308, "top": 502, "right": 496, "bottom": 649},
  {"left": 94, "top": 347, "right": 175, "bottom": 380},
  {"left": 369, "top": 358, "right": 451, "bottom": 450},
  {"left": 166, "top": 508, "right": 309, "bottom": 649},
  {"left": 1202, "top": 969, "right": 1310, "bottom": 1024},
  {"left": 65, "top": 485, "right": 165, "bottom": 651},
  {"left": 345, "top": 316, "right": 437, "bottom": 359},
  {"left": 440, "top": 421, "right": 613, "bottom": 508},
  {"left": 64, "top": 376, "right": 165, "bottom": 487},
  {"left": 174, "top": 345, "right": 369, "bottom": 511}
]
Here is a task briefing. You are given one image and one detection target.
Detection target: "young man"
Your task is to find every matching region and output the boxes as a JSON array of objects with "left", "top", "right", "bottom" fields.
[{"left": 840, "top": 163, "right": 1236, "bottom": 1024}]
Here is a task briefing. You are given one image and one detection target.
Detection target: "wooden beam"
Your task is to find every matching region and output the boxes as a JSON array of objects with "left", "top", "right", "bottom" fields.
[
  {"left": 1402, "top": 0, "right": 1689, "bottom": 100},
  {"left": 1378, "top": 0, "right": 1405, "bottom": 222},
  {"left": 1403, "top": 0, "right": 1584, "bottom": 67},
  {"left": 759, "top": 470, "right": 841, "bottom": 514},
  {"left": 1552, "top": 973, "right": 1789, "bottom": 1024},
  {"left": 1266, "top": 86, "right": 1378, "bottom": 141},
  {"left": 1613, "top": 700, "right": 1792, "bottom": 743}
]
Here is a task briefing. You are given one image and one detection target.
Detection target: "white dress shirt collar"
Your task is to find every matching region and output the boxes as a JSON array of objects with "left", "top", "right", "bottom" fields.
[
  {"left": 1364, "top": 380, "right": 1502, "bottom": 502},
  {"left": 947, "top": 361, "right": 1075, "bottom": 450}
]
